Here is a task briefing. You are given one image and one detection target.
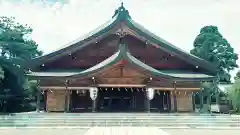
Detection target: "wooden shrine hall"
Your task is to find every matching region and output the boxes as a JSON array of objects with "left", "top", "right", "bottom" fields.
[{"left": 26, "top": 3, "right": 218, "bottom": 113}]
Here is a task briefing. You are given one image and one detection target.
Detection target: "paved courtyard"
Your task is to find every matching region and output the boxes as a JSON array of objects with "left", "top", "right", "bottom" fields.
[{"left": 0, "top": 128, "right": 239, "bottom": 135}]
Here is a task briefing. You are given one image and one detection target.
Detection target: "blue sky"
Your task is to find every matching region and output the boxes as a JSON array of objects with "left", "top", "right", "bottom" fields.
[{"left": 0, "top": 0, "right": 239, "bottom": 78}]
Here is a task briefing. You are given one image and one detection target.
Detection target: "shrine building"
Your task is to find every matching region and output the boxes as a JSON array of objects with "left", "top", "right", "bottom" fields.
[{"left": 26, "top": 3, "right": 218, "bottom": 113}]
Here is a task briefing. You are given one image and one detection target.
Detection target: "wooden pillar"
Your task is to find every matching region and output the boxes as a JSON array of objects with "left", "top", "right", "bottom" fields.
[
  {"left": 192, "top": 92, "right": 196, "bottom": 112},
  {"left": 43, "top": 90, "right": 47, "bottom": 112},
  {"left": 173, "top": 81, "right": 177, "bottom": 112},
  {"left": 132, "top": 96, "right": 135, "bottom": 110},
  {"left": 145, "top": 96, "right": 150, "bottom": 113},
  {"left": 36, "top": 89, "right": 41, "bottom": 112},
  {"left": 64, "top": 90, "right": 69, "bottom": 112},
  {"left": 216, "top": 92, "right": 220, "bottom": 105},
  {"left": 92, "top": 99, "right": 97, "bottom": 112},
  {"left": 167, "top": 92, "right": 171, "bottom": 112},
  {"left": 215, "top": 80, "right": 220, "bottom": 105},
  {"left": 69, "top": 90, "right": 72, "bottom": 112},
  {"left": 199, "top": 91, "right": 204, "bottom": 111},
  {"left": 145, "top": 88, "right": 150, "bottom": 112},
  {"left": 64, "top": 80, "right": 69, "bottom": 113},
  {"left": 207, "top": 93, "right": 211, "bottom": 112}
]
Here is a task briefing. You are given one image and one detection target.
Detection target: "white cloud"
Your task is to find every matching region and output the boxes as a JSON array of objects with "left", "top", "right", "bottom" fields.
[{"left": 0, "top": 0, "right": 239, "bottom": 78}]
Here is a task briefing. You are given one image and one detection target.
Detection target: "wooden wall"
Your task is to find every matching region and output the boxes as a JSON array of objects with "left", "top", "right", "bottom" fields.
[
  {"left": 176, "top": 91, "right": 193, "bottom": 112},
  {"left": 46, "top": 90, "right": 68, "bottom": 112},
  {"left": 170, "top": 91, "right": 195, "bottom": 112}
]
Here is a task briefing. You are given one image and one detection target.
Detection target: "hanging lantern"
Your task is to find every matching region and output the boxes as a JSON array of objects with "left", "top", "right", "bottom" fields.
[
  {"left": 112, "top": 87, "right": 114, "bottom": 90},
  {"left": 76, "top": 90, "right": 79, "bottom": 94},
  {"left": 90, "top": 87, "right": 98, "bottom": 100},
  {"left": 146, "top": 88, "right": 155, "bottom": 100},
  {"left": 105, "top": 88, "right": 107, "bottom": 91},
  {"left": 49, "top": 89, "right": 53, "bottom": 93},
  {"left": 118, "top": 88, "right": 120, "bottom": 91}
]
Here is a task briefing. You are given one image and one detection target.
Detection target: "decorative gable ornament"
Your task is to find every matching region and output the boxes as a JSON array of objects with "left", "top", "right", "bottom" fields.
[
  {"left": 89, "top": 87, "right": 98, "bottom": 100},
  {"left": 146, "top": 88, "right": 155, "bottom": 100},
  {"left": 116, "top": 28, "right": 127, "bottom": 38}
]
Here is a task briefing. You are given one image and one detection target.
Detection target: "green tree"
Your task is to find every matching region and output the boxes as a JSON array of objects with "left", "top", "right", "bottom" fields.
[
  {"left": 0, "top": 67, "right": 3, "bottom": 80},
  {"left": 0, "top": 16, "right": 42, "bottom": 112},
  {"left": 191, "top": 26, "right": 238, "bottom": 83},
  {"left": 234, "top": 70, "right": 240, "bottom": 80},
  {"left": 228, "top": 79, "right": 240, "bottom": 113}
]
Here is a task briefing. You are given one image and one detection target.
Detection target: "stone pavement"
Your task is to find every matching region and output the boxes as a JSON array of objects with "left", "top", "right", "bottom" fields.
[
  {"left": 0, "top": 127, "right": 239, "bottom": 135},
  {"left": 85, "top": 127, "right": 168, "bottom": 135}
]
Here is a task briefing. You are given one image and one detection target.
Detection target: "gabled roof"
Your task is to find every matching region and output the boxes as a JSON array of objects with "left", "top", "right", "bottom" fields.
[
  {"left": 26, "top": 3, "right": 217, "bottom": 74},
  {"left": 27, "top": 43, "right": 216, "bottom": 81}
]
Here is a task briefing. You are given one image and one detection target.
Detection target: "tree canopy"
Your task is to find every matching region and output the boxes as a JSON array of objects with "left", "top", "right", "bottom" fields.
[
  {"left": 190, "top": 26, "right": 238, "bottom": 83},
  {"left": 0, "top": 16, "right": 42, "bottom": 112},
  {"left": 228, "top": 79, "right": 240, "bottom": 113},
  {"left": 234, "top": 70, "right": 240, "bottom": 80}
]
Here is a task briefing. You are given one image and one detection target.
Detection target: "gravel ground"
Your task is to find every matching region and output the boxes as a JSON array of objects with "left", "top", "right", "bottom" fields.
[{"left": 0, "top": 128, "right": 239, "bottom": 135}]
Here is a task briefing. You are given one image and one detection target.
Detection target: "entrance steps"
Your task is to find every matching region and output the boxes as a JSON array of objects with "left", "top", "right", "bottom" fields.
[{"left": 0, "top": 113, "right": 239, "bottom": 128}]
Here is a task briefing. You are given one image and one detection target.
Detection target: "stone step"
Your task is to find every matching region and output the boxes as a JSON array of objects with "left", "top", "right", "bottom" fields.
[
  {"left": 1, "top": 113, "right": 239, "bottom": 127},
  {"left": 0, "top": 120, "right": 238, "bottom": 123},
  {"left": 1, "top": 116, "right": 237, "bottom": 118},
  {"left": 0, "top": 122, "right": 239, "bottom": 127},
  {"left": 1, "top": 117, "right": 238, "bottom": 120},
  {"left": 0, "top": 118, "right": 236, "bottom": 122},
  {"left": 7, "top": 113, "right": 234, "bottom": 116},
  {"left": 1, "top": 119, "right": 238, "bottom": 123},
  {"left": 31, "top": 117, "right": 236, "bottom": 119},
  {"left": 0, "top": 122, "right": 237, "bottom": 126}
]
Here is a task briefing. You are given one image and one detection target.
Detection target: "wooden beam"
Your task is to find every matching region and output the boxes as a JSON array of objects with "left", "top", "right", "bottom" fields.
[
  {"left": 97, "top": 84, "right": 146, "bottom": 87},
  {"left": 153, "top": 87, "right": 201, "bottom": 91},
  {"left": 40, "top": 86, "right": 200, "bottom": 90},
  {"left": 40, "top": 86, "right": 90, "bottom": 90}
]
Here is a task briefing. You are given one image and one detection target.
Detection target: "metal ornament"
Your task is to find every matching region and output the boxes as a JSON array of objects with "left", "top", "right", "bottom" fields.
[
  {"left": 89, "top": 87, "right": 98, "bottom": 100},
  {"left": 41, "top": 90, "right": 45, "bottom": 94},
  {"left": 146, "top": 88, "right": 155, "bottom": 100}
]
